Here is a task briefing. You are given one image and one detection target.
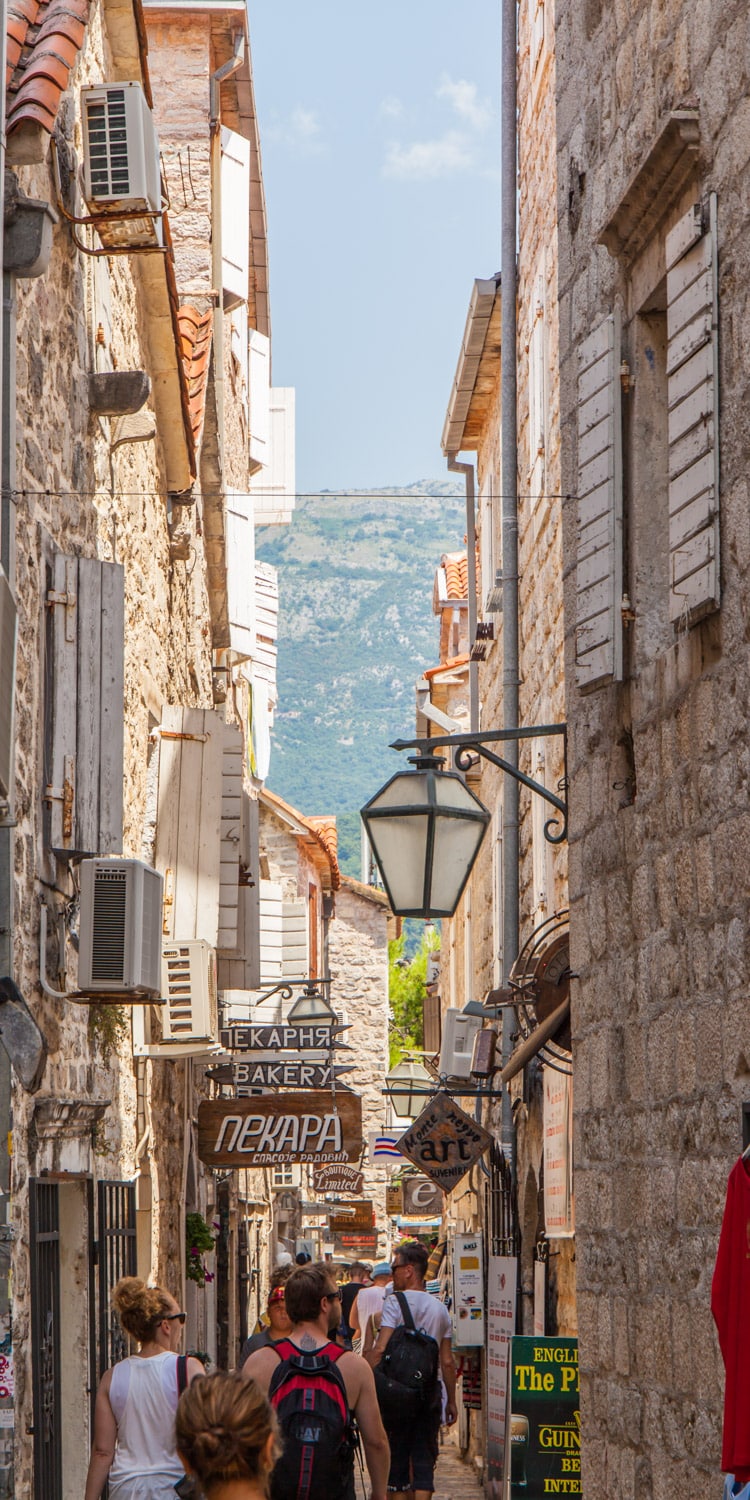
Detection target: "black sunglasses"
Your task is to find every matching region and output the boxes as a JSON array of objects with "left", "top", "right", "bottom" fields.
[{"left": 165, "top": 1312, "right": 187, "bottom": 1324}]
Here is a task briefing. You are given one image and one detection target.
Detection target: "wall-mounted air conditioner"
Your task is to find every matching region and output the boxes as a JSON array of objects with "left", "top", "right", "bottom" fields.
[
  {"left": 133, "top": 941, "right": 220, "bottom": 1055},
  {"left": 439, "top": 1009, "right": 483, "bottom": 1080},
  {"left": 78, "top": 858, "right": 163, "bottom": 998},
  {"left": 81, "top": 82, "right": 163, "bottom": 249},
  {"left": 0, "top": 567, "right": 17, "bottom": 814}
]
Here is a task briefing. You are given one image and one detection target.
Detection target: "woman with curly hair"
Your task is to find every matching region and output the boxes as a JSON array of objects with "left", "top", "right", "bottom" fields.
[
  {"left": 84, "top": 1276, "right": 204, "bottom": 1500},
  {"left": 176, "top": 1371, "right": 279, "bottom": 1499}
]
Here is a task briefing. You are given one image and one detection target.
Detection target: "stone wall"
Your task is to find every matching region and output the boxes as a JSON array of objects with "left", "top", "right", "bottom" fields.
[{"left": 555, "top": 2, "right": 750, "bottom": 1494}]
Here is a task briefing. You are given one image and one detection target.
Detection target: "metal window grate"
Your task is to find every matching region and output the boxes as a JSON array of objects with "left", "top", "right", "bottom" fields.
[
  {"left": 30, "top": 1180, "right": 62, "bottom": 1500},
  {"left": 97, "top": 1181, "right": 137, "bottom": 1377}
]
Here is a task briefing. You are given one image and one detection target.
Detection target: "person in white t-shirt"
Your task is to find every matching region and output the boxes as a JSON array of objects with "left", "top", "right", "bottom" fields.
[
  {"left": 369, "top": 1242, "right": 456, "bottom": 1500},
  {"left": 350, "top": 1262, "right": 392, "bottom": 1357}
]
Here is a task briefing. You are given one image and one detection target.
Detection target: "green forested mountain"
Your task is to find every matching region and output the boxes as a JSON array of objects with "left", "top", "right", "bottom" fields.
[{"left": 256, "top": 482, "right": 467, "bottom": 877}]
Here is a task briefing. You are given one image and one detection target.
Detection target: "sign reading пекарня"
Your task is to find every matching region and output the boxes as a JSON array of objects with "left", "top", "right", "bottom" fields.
[{"left": 197, "top": 1091, "right": 362, "bottom": 1167}]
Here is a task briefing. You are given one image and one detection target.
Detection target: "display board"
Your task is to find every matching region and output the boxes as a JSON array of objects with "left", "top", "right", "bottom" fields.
[{"left": 506, "top": 1336, "right": 580, "bottom": 1497}]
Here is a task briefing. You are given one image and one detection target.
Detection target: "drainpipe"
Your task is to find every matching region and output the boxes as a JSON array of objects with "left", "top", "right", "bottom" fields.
[
  {"left": 446, "top": 456, "right": 479, "bottom": 733},
  {"left": 209, "top": 31, "right": 245, "bottom": 465},
  {"left": 0, "top": 21, "right": 12, "bottom": 1486}
]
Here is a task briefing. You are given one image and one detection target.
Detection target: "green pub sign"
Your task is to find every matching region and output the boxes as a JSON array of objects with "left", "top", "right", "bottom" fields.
[{"left": 508, "top": 1337, "right": 580, "bottom": 1497}]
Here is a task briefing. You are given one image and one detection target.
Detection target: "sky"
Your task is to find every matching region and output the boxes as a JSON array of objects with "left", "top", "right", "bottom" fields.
[{"left": 248, "top": 0, "right": 502, "bottom": 494}]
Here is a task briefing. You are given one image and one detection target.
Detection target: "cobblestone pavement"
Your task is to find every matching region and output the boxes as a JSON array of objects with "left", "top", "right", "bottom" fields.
[{"left": 433, "top": 1439, "right": 484, "bottom": 1500}]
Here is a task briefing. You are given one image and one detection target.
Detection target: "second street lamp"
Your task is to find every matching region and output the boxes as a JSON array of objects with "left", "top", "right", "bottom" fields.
[{"left": 385, "top": 1058, "right": 435, "bottom": 1120}]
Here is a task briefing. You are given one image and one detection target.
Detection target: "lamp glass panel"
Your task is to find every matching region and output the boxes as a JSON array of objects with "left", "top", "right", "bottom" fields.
[
  {"left": 433, "top": 773, "right": 487, "bottom": 813},
  {"left": 366, "top": 812, "right": 431, "bottom": 912},
  {"left": 369, "top": 772, "right": 432, "bottom": 809},
  {"left": 428, "top": 812, "right": 489, "bottom": 914}
]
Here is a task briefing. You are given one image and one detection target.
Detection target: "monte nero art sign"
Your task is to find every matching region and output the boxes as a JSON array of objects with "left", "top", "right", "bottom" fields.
[
  {"left": 197, "top": 1091, "right": 362, "bottom": 1168},
  {"left": 396, "top": 1092, "right": 493, "bottom": 1191}
]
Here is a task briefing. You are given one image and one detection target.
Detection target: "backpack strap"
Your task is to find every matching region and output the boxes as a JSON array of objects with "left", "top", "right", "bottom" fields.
[
  {"left": 395, "top": 1291, "right": 417, "bottom": 1332},
  {"left": 176, "top": 1353, "right": 189, "bottom": 1396}
]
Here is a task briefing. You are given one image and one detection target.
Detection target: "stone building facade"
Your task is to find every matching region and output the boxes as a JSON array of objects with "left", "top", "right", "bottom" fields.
[
  {"left": 1, "top": 0, "right": 287, "bottom": 1490},
  {"left": 554, "top": 2, "right": 750, "bottom": 1496}
]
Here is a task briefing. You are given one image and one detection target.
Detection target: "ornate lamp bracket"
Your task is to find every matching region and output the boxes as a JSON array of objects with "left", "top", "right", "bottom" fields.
[{"left": 391, "top": 723, "right": 568, "bottom": 844}]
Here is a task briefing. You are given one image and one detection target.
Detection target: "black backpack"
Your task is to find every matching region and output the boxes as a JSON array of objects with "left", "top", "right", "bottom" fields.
[
  {"left": 268, "top": 1339, "right": 358, "bottom": 1500},
  {"left": 374, "top": 1291, "right": 440, "bottom": 1424}
]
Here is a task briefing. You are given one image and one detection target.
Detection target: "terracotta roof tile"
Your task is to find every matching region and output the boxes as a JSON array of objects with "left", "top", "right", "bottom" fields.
[
  {"left": 6, "top": 0, "right": 90, "bottom": 138},
  {"left": 177, "top": 304, "right": 213, "bottom": 451},
  {"left": 262, "top": 789, "right": 341, "bottom": 891},
  {"left": 442, "top": 551, "right": 468, "bottom": 601}
]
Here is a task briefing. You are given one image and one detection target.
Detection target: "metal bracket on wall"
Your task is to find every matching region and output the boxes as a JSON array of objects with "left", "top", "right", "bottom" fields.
[{"left": 391, "top": 722, "right": 569, "bottom": 844}]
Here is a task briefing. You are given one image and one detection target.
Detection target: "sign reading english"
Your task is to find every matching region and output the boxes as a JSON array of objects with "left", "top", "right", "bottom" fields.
[{"left": 197, "top": 1090, "right": 363, "bottom": 1168}]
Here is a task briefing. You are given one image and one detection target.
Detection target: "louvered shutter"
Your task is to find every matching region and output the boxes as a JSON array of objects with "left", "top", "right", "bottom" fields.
[
  {"left": 155, "top": 706, "right": 226, "bottom": 944},
  {"left": 252, "top": 562, "right": 278, "bottom": 703},
  {"left": 575, "top": 314, "right": 623, "bottom": 689},
  {"left": 259, "top": 879, "right": 283, "bottom": 983},
  {"left": 666, "top": 196, "right": 720, "bottom": 623},
  {"left": 217, "top": 791, "right": 261, "bottom": 991},
  {"left": 0, "top": 567, "right": 17, "bottom": 809},
  {"left": 218, "top": 723, "right": 243, "bottom": 950},
  {"left": 281, "top": 898, "right": 308, "bottom": 981},
  {"left": 248, "top": 330, "right": 270, "bottom": 473},
  {"left": 250, "top": 388, "right": 296, "bottom": 524},
  {"left": 226, "top": 489, "right": 255, "bottom": 660},
  {"left": 47, "top": 553, "right": 124, "bottom": 855},
  {"left": 221, "top": 127, "right": 250, "bottom": 310}
]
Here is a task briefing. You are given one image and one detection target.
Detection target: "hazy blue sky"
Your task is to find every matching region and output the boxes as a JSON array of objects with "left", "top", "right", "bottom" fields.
[{"left": 249, "top": 1, "right": 502, "bottom": 493}]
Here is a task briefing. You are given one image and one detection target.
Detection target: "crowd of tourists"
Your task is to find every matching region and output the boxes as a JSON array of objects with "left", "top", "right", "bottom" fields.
[{"left": 83, "top": 1240, "right": 456, "bottom": 1500}]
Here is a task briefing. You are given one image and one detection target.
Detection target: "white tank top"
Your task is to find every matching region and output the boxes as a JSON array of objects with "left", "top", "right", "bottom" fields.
[{"left": 108, "top": 1351, "right": 184, "bottom": 1497}]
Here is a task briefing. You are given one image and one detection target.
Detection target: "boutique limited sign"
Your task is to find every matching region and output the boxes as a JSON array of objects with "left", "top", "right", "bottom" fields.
[{"left": 197, "top": 1091, "right": 362, "bottom": 1167}]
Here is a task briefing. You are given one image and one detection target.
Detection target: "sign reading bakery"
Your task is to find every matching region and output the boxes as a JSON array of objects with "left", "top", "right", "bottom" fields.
[{"left": 197, "top": 1091, "right": 363, "bottom": 1168}]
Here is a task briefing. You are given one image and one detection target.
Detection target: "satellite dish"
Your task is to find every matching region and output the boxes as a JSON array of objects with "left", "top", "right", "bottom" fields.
[{"left": 0, "top": 977, "right": 47, "bottom": 1093}]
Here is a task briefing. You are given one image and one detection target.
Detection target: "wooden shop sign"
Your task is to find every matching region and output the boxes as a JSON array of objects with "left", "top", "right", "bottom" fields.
[
  {"left": 329, "top": 1200, "right": 374, "bottom": 1235},
  {"left": 208, "top": 1060, "right": 353, "bottom": 1091},
  {"left": 197, "top": 1091, "right": 363, "bottom": 1167},
  {"left": 385, "top": 1182, "right": 403, "bottom": 1216},
  {"left": 402, "top": 1174, "right": 444, "bottom": 1218},
  {"left": 313, "top": 1163, "right": 364, "bottom": 1195},
  {"left": 219, "top": 1023, "right": 346, "bottom": 1052},
  {"left": 338, "top": 1231, "right": 379, "bottom": 1253},
  {"left": 396, "top": 1092, "right": 492, "bottom": 1192}
]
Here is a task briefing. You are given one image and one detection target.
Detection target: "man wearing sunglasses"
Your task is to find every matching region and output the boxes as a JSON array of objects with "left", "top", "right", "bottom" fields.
[
  {"left": 238, "top": 1267, "right": 293, "bottom": 1365},
  {"left": 243, "top": 1262, "right": 390, "bottom": 1500}
]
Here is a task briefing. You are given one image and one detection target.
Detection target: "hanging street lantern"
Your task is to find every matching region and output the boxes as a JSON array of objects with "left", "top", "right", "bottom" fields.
[
  {"left": 385, "top": 1058, "right": 435, "bottom": 1120},
  {"left": 361, "top": 755, "right": 491, "bottom": 918},
  {"left": 287, "top": 982, "right": 338, "bottom": 1025}
]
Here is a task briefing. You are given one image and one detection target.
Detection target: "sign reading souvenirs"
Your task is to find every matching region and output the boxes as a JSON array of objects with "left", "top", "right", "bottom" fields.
[
  {"left": 329, "top": 1200, "right": 374, "bottom": 1235},
  {"left": 197, "top": 1091, "right": 363, "bottom": 1168},
  {"left": 219, "top": 1023, "right": 346, "bottom": 1052},
  {"left": 208, "top": 1060, "right": 353, "bottom": 1091},
  {"left": 402, "top": 1175, "right": 444, "bottom": 1218},
  {"left": 506, "top": 1337, "right": 580, "bottom": 1497},
  {"left": 313, "top": 1163, "right": 364, "bottom": 1195},
  {"left": 396, "top": 1092, "right": 493, "bottom": 1192}
]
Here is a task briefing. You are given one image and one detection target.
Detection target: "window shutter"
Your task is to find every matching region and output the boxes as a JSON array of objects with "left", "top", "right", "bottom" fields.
[
  {"left": 575, "top": 313, "right": 623, "bottom": 689},
  {"left": 220, "top": 127, "right": 250, "bottom": 310},
  {"left": 217, "top": 791, "right": 261, "bottom": 991},
  {"left": 226, "top": 489, "right": 255, "bottom": 659},
  {"left": 154, "top": 706, "right": 226, "bottom": 944},
  {"left": 480, "top": 474, "right": 496, "bottom": 616},
  {"left": 252, "top": 562, "right": 278, "bottom": 704},
  {"left": 666, "top": 196, "right": 719, "bottom": 623},
  {"left": 248, "top": 330, "right": 270, "bottom": 473},
  {"left": 251, "top": 388, "right": 296, "bottom": 524},
  {"left": 218, "top": 722, "right": 243, "bottom": 950},
  {"left": 281, "top": 898, "right": 309, "bottom": 981},
  {"left": 47, "top": 553, "right": 124, "bottom": 855},
  {"left": 0, "top": 567, "right": 18, "bottom": 810},
  {"left": 259, "top": 878, "right": 283, "bottom": 983}
]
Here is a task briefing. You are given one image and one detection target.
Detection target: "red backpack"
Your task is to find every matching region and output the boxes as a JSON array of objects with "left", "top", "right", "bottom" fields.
[{"left": 268, "top": 1339, "right": 358, "bottom": 1500}]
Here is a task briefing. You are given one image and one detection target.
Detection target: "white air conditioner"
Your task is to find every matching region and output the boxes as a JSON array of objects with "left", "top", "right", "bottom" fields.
[
  {"left": 0, "top": 567, "right": 17, "bottom": 811},
  {"left": 78, "top": 858, "right": 163, "bottom": 998},
  {"left": 133, "top": 941, "right": 220, "bottom": 1055},
  {"left": 81, "top": 82, "right": 163, "bottom": 248},
  {"left": 439, "top": 1009, "right": 483, "bottom": 1080}
]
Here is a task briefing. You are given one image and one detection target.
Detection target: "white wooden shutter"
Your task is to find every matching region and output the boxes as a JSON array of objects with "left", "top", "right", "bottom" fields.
[
  {"left": 47, "top": 552, "right": 124, "bottom": 855},
  {"left": 220, "top": 127, "right": 250, "bottom": 310},
  {"left": 480, "top": 474, "right": 496, "bottom": 615},
  {"left": 281, "top": 898, "right": 309, "bottom": 981},
  {"left": 575, "top": 313, "right": 623, "bottom": 689},
  {"left": 218, "top": 722, "right": 243, "bottom": 950},
  {"left": 666, "top": 196, "right": 720, "bottom": 623},
  {"left": 251, "top": 388, "right": 296, "bottom": 523},
  {"left": 230, "top": 302, "right": 249, "bottom": 418},
  {"left": 259, "top": 878, "right": 283, "bottom": 983},
  {"left": 226, "top": 489, "right": 255, "bottom": 659},
  {"left": 252, "top": 562, "right": 279, "bottom": 703},
  {"left": 248, "top": 330, "right": 271, "bottom": 473},
  {"left": 154, "top": 706, "right": 225, "bottom": 944},
  {"left": 0, "top": 567, "right": 17, "bottom": 808},
  {"left": 217, "top": 791, "right": 261, "bottom": 991}
]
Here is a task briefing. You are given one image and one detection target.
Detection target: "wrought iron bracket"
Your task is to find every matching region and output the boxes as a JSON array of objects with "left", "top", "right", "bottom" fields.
[
  {"left": 391, "top": 723, "right": 568, "bottom": 844},
  {"left": 251, "top": 978, "right": 332, "bottom": 1007}
]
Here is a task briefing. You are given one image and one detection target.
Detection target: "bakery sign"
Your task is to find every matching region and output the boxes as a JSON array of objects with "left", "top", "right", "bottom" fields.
[{"left": 197, "top": 1091, "right": 363, "bottom": 1167}]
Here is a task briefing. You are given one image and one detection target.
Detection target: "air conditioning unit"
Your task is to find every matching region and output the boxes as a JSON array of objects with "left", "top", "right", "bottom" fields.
[
  {"left": 78, "top": 858, "right": 163, "bottom": 998},
  {"left": 0, "top": 567, "right": 17, "bottom": 811},
  {"left": 133, "top": 941, "right": 220, "bottom": 1055},
  {"left": 439, "top": 1009, "right": 483, "bottom": 1080},
  {"left": 81, "top": 82, "right": 163, "bottom": 249}
]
